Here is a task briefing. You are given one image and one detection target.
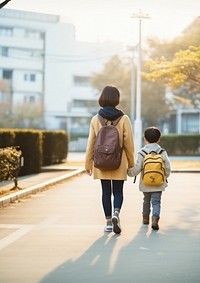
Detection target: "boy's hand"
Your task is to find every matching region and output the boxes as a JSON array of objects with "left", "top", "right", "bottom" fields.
[{"left": 127, "top": 168, "right": 133, "bottom": 177}]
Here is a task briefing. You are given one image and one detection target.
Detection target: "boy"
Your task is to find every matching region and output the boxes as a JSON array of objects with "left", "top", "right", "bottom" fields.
[{"left": 128, "top": 127, "right": 171, "bottom": 230}]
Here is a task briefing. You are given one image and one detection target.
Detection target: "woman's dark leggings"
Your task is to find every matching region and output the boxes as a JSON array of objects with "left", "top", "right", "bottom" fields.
[{"left": 100, "top": 179, "right": 124, "bottom": 219}]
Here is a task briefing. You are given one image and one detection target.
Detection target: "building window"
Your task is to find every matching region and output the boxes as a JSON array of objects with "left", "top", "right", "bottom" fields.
[
  {"left": 73, "top": 100, "right": 85, "bottom": 108},
  {"left": 29, "top": 96, "right": 35, "bottom": 103},
  {"left": 73, "top": 99, "right": 97, "bottom": 108},
  {"left": 24, "top": 73, "right": 36, "bottom": 82},
  {"left": 0, "top": 27, "right": 13, "bottom": 36},
  {"left": 24, "top": 95, "right": 35, "bottom": 103},
  {"left": 3, "top": 69, "right": 12, "bottom": 80},
  {"left": 0, "top": 47, "right": 8, "bottom": 57},
  {"left": 73, "top": 76, "right": 90, "bottom": 86},
  {"left": 30, "top": 74, "right": 36, "bottom": 81},
  {"left": 182, "top": 113, "right": 199, "bottom": 133},
  {"left": 25, "top": 30, "right": 42, "bottom": 39}
]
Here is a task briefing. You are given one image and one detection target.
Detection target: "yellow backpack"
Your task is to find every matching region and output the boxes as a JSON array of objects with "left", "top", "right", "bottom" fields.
[{"left": 140, "top": 149, "right": 166, "bottom": 186}]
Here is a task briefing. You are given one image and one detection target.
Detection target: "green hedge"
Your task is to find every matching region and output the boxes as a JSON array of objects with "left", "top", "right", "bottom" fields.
[
  {"left": 42, "top": 130, "right": 68, "bottom": 166},
  {"left": 0, "top": 129, "right": 69, "bottom": 176},
  {"left": 160, "top": 134, "right": 200, "bottom": 155},
  {"left": 0, "top": 130, "right": 15, "bottom": 147},
  {"left": 14, "top": 130, "right": 43, "bottom": 175}
]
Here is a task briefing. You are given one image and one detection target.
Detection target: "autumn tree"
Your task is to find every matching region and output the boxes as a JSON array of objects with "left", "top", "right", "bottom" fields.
[
  {"left": 11, "top": 103, "right": 45, "bottom": 129},
  {"left": 143, "top": 46, "right": 200, "bottom": 107},
  {"left": 91, "top": 55, "right": 131, "bottom": 115},
  {"left": 0, "top": 101, "right": 44, "bottom": 129},
  {"left": 147, "top": 17, "right": 200, "bottom": 60},
  {"left": 0, "top": 77, "right": 44, "bottom": 128},
  {"left": 141, "top": 80, "right": 169, "bottom": 126},
  {"left": 0, "top": 79, "right": 12, "bottom": 114},
  {"left": 91, "top": 17, "right": 200, "bottom": 127},
  {"left": 91, "top": 54, "right": 170, "bottom": 125},
  {"left": 143, "top": 17, "right": 200, "bottom": 108}
]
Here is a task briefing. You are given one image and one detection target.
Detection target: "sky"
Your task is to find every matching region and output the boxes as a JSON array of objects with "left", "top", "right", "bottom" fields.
[{"left": 4, "top": 0, "right": 200, "bottom": 45}]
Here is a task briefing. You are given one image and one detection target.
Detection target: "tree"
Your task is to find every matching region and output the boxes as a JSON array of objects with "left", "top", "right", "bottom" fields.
[
  {"left": 91, "top": 17, "right": 200, "bottom": 130},
  {"left": 0, "top": 79, "right": 12, "bottom": 114},
  {"left": 143, "top": 46, "right": 200, "bottom": 90},
  {"left": 143, "top": 46, "right": 200, "bottom": 107},
  {"left": 0, "top": 103, "right": 45, "bottom": 129},
  {"left": 142, "top": 80, "right": 169, "bottom": 126},
  {"left": 91, "top": 55, "right": 129, "bottom": 91},
  {"left": 143, "top": 17, "right": 200, "bottom": 108},
  {"left": 91, "top": 55, "right": 131, "bottom": 115},
  {"left": 0, "top": 78, "right": 44, "bottom": 128},
  {"left": 91, "top": 53, "right": 170, "bottom": 126},
  {"left": 146, "top": 17, "right": 200, "bottom": 60}
]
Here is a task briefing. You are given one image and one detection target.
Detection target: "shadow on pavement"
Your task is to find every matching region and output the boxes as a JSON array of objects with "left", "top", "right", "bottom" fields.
[
  {"left": 39, "top": 233, "right": 118, "bottom": 283},
  {"left": 39, "top": 212, "right": 199, "bottom": 283}
]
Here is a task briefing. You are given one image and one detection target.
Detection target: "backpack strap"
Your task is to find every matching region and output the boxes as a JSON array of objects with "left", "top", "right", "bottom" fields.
[
  {"left": 111, "top": 116, "right": 123, "bottom": 126},
  {"left": 140, "top": 149, "right": 165, "bottom": 156},
  {"left": 133, "top": 150, "right": 147, "bottom": 183},
  {"left": 97, "top": 114, "right": 123, "bottom": 127},
  {"left": 138, "top": 149, "right": 148, "bottom": 158},
  {"left": 158, "top": 148, "right": 165, "bottom": 154},
  {"left": 97, "top": 115, "right": 106, "bottom": 126}
]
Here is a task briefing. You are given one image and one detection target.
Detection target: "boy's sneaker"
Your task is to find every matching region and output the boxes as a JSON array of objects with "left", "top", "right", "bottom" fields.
[
  {"left": 104, "top": 223, "right": 112, "bottom": 232},
  {"left": 112, "top": 212, "right": 121, "bottom": 234}
]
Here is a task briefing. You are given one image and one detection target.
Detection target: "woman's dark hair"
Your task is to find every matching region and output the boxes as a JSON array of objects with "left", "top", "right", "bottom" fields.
[
  {"left": 98, "top": 85, "right": 120, "bottom": 107},
  {"left": 144, "top": 127, "right": 161, "bottom": 143}
]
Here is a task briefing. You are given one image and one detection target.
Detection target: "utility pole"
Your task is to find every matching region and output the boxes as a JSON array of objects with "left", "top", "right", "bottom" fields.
[
  {"left": 129, "top": 45, "right": 136, "bottom": 125},
  {"left": 131, "top": 10, "right": 150, "bottom": 151}
]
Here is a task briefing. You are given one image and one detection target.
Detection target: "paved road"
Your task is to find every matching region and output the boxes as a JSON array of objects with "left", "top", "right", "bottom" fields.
[{"left": 0, "top": 172, "right": 199, "bottom": 283}]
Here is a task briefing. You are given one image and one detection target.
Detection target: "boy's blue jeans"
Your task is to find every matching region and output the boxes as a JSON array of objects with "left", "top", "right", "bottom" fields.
[
  {"left": 143, "top": 191, "right": 162, "bottom": 217},
  {"left": 100, "top": 179, "right": 124, "bottom": 219}
]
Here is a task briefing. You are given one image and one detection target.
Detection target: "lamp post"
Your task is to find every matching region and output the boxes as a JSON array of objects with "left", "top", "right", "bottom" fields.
[
  {"left": 129, "top": 45, "right": 136, "bottom": 124},
  {"left": 131, "top": 11, "right": 150, "bottom": 151}
]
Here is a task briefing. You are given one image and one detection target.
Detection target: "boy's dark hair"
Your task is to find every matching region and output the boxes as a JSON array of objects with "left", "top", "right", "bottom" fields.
[
  {"left": 144, "top": 127, "right": 161, "bottom": 143},
  {"left": 98, "top": 85, "right": 120, "bottom": 107}
]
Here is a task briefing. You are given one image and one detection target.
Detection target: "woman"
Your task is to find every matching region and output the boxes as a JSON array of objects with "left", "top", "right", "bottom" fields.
[{"left": 85, "top": 85, "right": 135, "bottom": 234}]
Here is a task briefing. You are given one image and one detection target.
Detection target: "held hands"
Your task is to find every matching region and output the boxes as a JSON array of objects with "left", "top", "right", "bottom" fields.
[
  {"left": 85, "top": 169, "right": 92, "bottom": 176},
  {"left": 127, "top": 168, "right": 134, "bottom": 177}
]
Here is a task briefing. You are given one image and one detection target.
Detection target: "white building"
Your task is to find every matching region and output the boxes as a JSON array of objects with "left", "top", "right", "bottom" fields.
[
  {"left": 0, "top": 8, "right": 122, "bottom": 150},
  {"left": 165, "top": 88, "right": 200, "bottom": 134}
]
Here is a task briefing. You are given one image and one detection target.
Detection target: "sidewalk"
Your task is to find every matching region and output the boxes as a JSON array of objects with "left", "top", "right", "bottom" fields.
[
  {"left": 0, "top": 152, "right": 85, "bottom": 207},
  {"left": 0, "top": 170, "right": 199, "bottom": 283}
]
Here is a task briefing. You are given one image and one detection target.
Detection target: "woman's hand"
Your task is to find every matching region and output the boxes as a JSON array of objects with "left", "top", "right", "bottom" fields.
[{"left": 85, "top": 169, "right": 92, "bottom": 176}]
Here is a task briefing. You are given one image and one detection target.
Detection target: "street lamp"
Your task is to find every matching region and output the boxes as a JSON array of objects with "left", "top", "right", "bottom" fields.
[
  {"left": 128, "top": 45, "right": 137, "bottom": 124},
  {"left": 131, "top": 10, "right": 150, "bottom": 151}
]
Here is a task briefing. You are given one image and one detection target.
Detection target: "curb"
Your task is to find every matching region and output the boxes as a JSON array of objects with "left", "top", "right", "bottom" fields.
[
  {"left": 172, "top": 169, "right": 200, "bottom": 173},
  {"left": 1, "top": 168, "right": 199, "bottom": 208},
  {"left": 0, "top": 168, "right": 85, "bottom": 208}
]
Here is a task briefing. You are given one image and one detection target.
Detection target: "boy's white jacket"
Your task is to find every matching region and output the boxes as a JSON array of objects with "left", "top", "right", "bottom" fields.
[{"left": 128, "top": 143, "right": 171, "bottom": 192}]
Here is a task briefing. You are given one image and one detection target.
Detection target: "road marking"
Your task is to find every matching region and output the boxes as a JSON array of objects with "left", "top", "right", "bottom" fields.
[
  {"left": 0, "top": 216, "right": 62, "bottom": 251},
  {"left": 0, "top": 222, "right": 104, "bottom": 251},
  {"left": 0, "top": 224, "right": 34, "bottom": 250},
  {"left": 36, "top": 216, "right": 61, "bottom": 230}
]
